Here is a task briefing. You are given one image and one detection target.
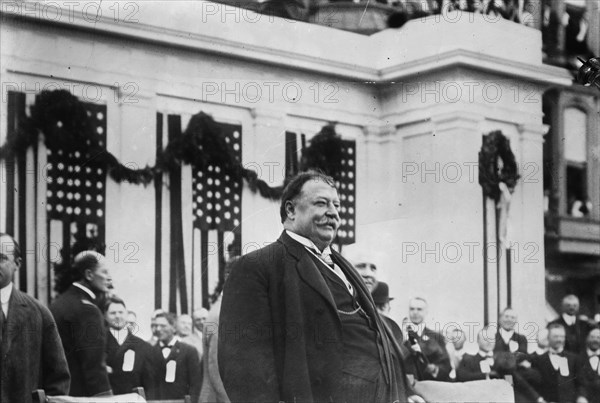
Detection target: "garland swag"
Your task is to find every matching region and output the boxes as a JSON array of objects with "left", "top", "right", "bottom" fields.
[
  {"left": 478, "top": 130, "right": 520, "bottom": 201},
  {"left": 0, "top": 90, "right": 281, "bottom": 199}
]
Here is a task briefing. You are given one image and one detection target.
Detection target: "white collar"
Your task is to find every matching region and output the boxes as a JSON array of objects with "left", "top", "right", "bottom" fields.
[
  {"left": 499, "top": 328, "right": 514, "bottom": 341},
  {"left": 161, "top": 335, "right": 180, "bottom": 348},
  {"left": 110, "top": 328, "right": 130, "bottom": 345},
  {"left": 587, "top": 348, "right": 600, "bottom": 357},
  {"left": 286, "top": 230, "right": 332, "bottom": 256},
  {"left": 73, "top": 282, "right": 96, "bottom": 300},
  {"left": 1, "top": 282, "right": 14, "bottom": 306},
  {"left": 562, "top": 313, "right": 577, "bottom": 325},
  {"left": 408, "top": 322, "right": 426, "bottom": 337},
  {"left": 478, "top": 350, "right": 494, "bottom": 358}
]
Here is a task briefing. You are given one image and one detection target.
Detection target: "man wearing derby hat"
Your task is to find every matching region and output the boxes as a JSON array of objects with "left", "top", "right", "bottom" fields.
[{"left": 371, "top": 282, "right": 408, "bottom": 356}]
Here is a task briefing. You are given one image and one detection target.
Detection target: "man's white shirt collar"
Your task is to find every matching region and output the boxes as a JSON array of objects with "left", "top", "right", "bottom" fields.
[
  {"left": 286, "top": 230, "right": 353, "bottom": 294},
  {"left": 162, "top": 335, "right": 180, "bottom": 348},
  {"left": 499, "top": 328, "right": 514, "bottom": 344},
  {"left": 0, "top": 282, "right": 13, "bottom": 316},
  {"left": 562, "top": 313, "right": 576, "bottom": 326},
  {"left": 110, "top": 328, "right": 129, "bottom": 345},
  {"left": 286, "top": 230, "right": 331, "bottom": 255},
  {"left": 73, "top": 282, "right": 96, "bottom": 300}
]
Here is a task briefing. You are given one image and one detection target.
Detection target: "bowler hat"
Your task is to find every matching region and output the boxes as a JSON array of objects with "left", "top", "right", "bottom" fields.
[{"left": 371, "top": 282, "right": 394, "bottom": 305}]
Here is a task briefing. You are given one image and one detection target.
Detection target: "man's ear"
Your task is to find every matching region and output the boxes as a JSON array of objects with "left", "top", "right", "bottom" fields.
[
  {"left": 84, "top": 268, "right": 94, "bottom": 282},
  {"left": 14, "top": 257, "right": 22, "bottom": 269},
  {"left": 285, "top": 200, "right": 295, "bottom": 220}
]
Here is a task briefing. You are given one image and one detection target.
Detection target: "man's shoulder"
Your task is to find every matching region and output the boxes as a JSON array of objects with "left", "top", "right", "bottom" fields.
[
  {"left": 11, "top": 288, "right": 51, "bottom": 314},
  {"left": 236, "top": 239, "right": 291, "bottom": 267},
  {"left": 176, "top": 340, "right": 200, "bottom": 356}
]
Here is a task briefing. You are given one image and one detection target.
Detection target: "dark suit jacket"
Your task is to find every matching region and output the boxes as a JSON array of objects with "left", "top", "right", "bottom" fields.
[
  {"left": 150, "top": 339, "right": 202, "bottom": 402},
  {"left": 404, "top": 327, "right": 452, "bottom": 381},
  {"left": 578, "top": 352, "right": 600, "bottom": 403},
  {"left": 456, "top": 353, "right": 494, "bottom": 382},
  {"left": 495, "top": 331, "right": 528, "bottom": 355},
  {"left": 1, "top": 287, "right": 70, "bottom": 403},
  {"left": 106, "top": 330, "right": 156, "bottom": 398},
  {"left": 530, "top": 351, "right": 583, "bottom": 403},
  {"left": 219, "top": 231, "right": 413, "bottom": 403},
  {"left": 50, "top": 284, "right": 111, "bottom": 396},
  {"left": 549, "top": 316, "right": 595, "bottom": 354}
]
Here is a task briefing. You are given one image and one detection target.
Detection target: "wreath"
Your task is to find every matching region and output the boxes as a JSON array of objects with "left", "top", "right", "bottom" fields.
[{"left": 478, "top": 130, "right": 520, "bottom": 201}]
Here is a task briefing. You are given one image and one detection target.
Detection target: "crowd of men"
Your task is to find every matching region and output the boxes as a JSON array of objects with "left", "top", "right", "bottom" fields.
[
  {"left": 0, "top": 232, "right": 217, "bottom": 402},
  {"left": 2, "top": 171, "right": 600, "bottom": 403}
]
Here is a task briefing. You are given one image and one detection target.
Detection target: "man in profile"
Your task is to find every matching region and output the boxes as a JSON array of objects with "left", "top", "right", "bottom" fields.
[
  {"left": 219, "top": 171, "right": 423, "bottom": 403},
  {"left": 0, "top": 233, "right": 70, "bottom": 402},
  {"left": 50, "top": 250, "right": 113, "bottom": 396}
]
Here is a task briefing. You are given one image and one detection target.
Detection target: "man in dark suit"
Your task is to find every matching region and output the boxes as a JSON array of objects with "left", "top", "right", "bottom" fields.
[
  {"left": 495, "top": 307, "right": 529, "bottom": 354},
  {"left": 50, "top": 251, "right": 113, "bottom": 397},
  {"left": 0, "top": 233, "right": 70, "bottom": 402},
  {"left": 530, "top": 323, "right": 587, "bottom": 403},
  {"left": 549, "top": 294, "right": 595, "bottom": 354},
  {"left": 404, "top": 297, "right": 452, "bottom": 382},
  {"left": 219, "top": 171, "right": 423, "bottom": 403},
  {"left": 578, "top": 328, "right": 600, "bottom": 403},
  {"left": 151, "top": 311, "right": 202, "bottom": 402},
  {"left": 457, "top": 327, "right": 499, "bottom": 382},
  {"left": 104, "top": 296, "right": 157, "bottom": 398}
]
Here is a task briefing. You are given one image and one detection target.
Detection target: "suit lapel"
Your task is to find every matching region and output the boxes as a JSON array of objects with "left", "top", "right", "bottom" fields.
[
  {"left": 4, "top": 289, "right": 29, "bottom": 355},
  {"left": 278, "top": 232, "right": 336, "bottom": 310}
]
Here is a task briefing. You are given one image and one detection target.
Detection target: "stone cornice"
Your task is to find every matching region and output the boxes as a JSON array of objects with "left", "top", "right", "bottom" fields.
[{"left": 1, "top": 1, "right": 573, "bottom": 87}]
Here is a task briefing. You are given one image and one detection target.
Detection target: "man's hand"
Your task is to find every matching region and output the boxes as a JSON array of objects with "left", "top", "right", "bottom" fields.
[
  {"left": 518, "top": 359, "right": 532, "bottom": 368},
  {"left": 408, "top": 395, "right": 426, "bottom": 403},
  {"left": 425, "top": 363, "right": 439, "bottom": 378},
  {"left": 410, "top": 343, "right": 422, "bottom": 353}
]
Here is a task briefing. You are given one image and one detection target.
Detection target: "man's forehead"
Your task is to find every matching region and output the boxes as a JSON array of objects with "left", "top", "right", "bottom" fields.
[
  {"left": 301, "top": 180, "right": 338, "bottom": 196},
  {"left": 409, "top": 300, "right": 427, "bottom": 309},
  {"left": 0, "top": 235, "right": 16, "bottom": 252},
  {"left": 355, "top": 262, "right": 377, "bottom": 271}
]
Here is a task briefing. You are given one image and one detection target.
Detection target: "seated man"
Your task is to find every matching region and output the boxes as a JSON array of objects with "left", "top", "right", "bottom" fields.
[
  {"left": 458, "top": 327, "right": 540, "bottom": 402},
  {"left": 578, "top": 328, "right": 600, "bottom": 403},
  {"left": 495, "top": 308, "right": 528, "bottom": 354},
  {"left": 530, "top": 323, "right": 587, "bottom": 403},
  {"left": 404, "top": 297, "right": 452, "bottom": 382},
  {"left": 446, "top": 328, "right": 466, "bottom": 381},
  {"left": 457, "top": 327, "right": 498, "bottom": 382}
]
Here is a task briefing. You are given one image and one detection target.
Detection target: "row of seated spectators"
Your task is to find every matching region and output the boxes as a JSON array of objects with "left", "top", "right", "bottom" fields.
[{"left": 383, "top": 293, "right": 600, "bottom": 403}]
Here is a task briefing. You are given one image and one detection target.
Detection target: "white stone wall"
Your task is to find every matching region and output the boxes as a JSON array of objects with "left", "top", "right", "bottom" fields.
[{"left": 0, "top": 1, "right": 570, "bottom": 342}]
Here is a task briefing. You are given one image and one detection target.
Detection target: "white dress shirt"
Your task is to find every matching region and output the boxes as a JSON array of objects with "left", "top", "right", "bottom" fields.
[
  {"left": 562, "top": 313, "right": 576, "bottom": 326},
  {"left": 0, "top": 282, "right": 13, "bottom": 317},
  {"left": 286, "top": 230, "right": 353, "bottom": 294}
]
